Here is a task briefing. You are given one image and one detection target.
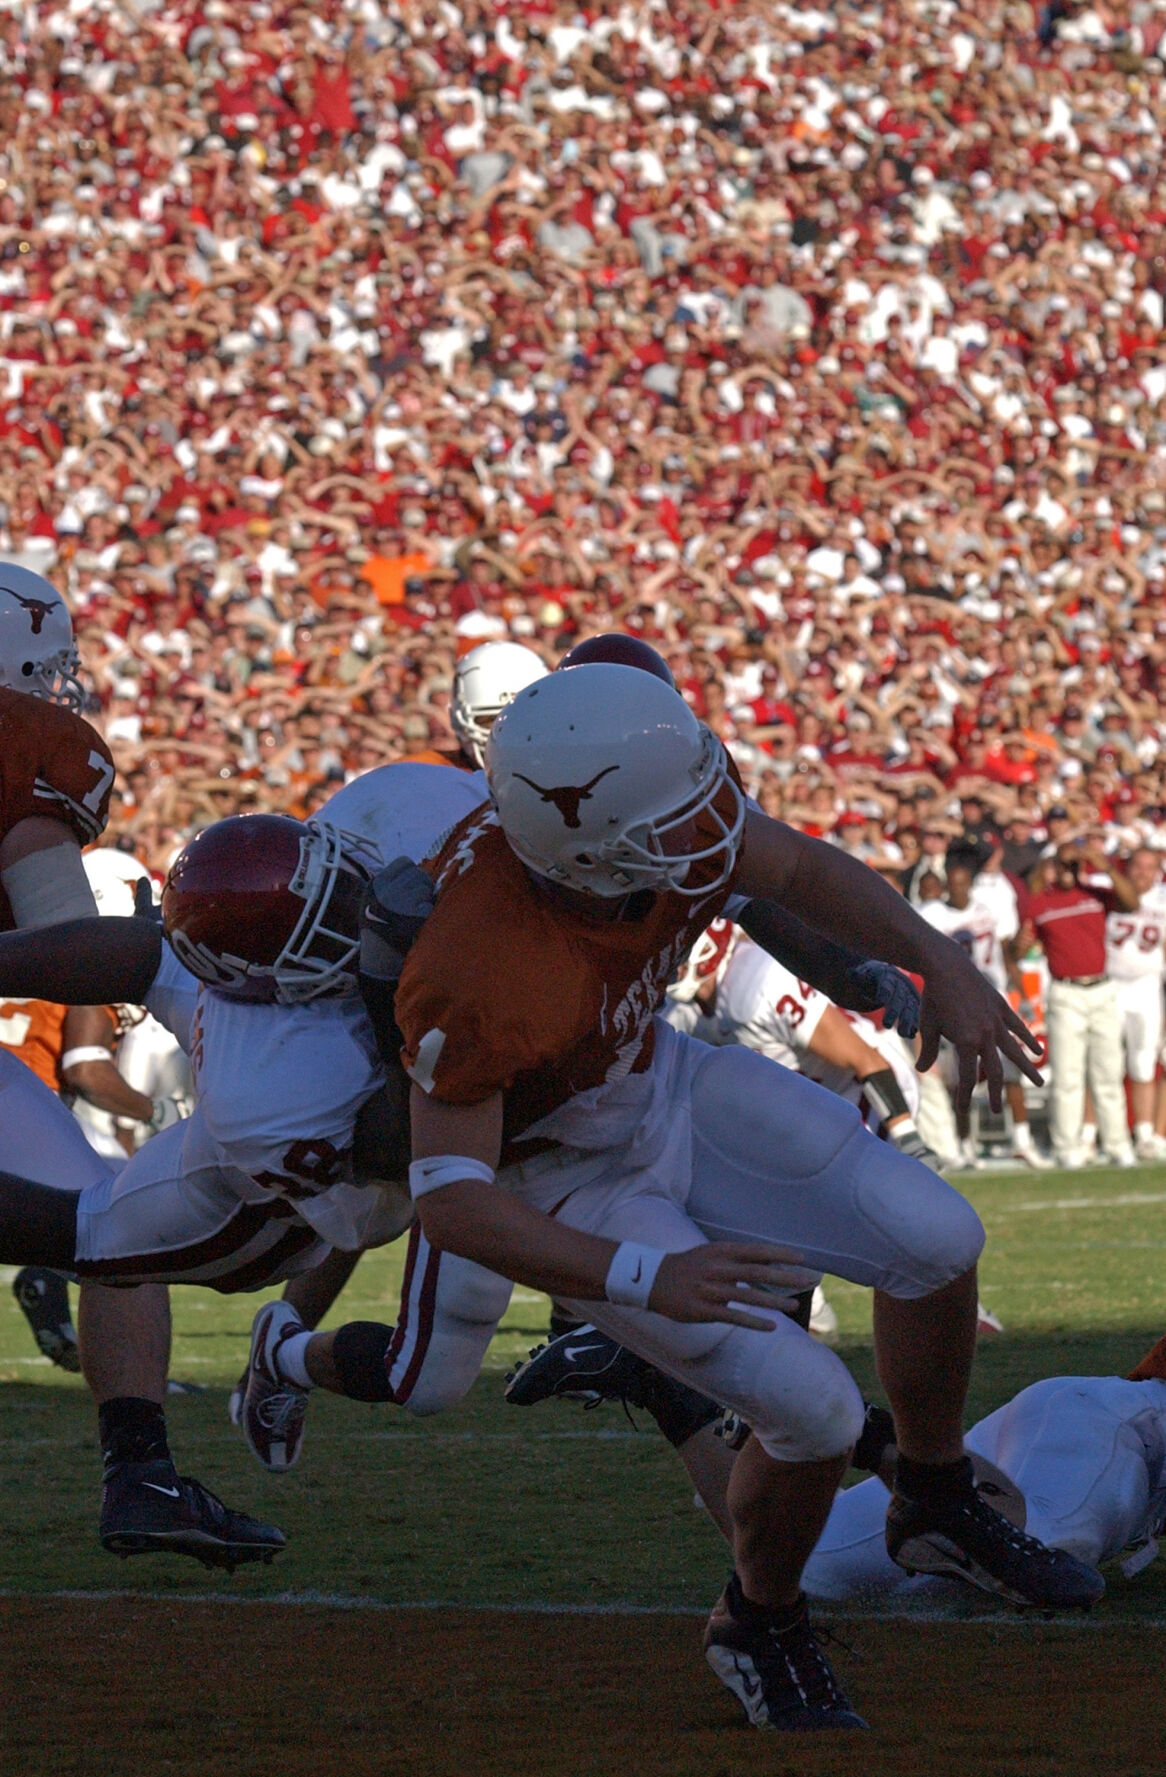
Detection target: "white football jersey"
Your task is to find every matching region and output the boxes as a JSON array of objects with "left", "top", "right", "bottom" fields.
[
  {"left": 678, "top": 937, "right": 918, "bottom": 1120},
  {"left": 713, "top": 939, "right": 831, "bottom": 1069},
  {"left": 919, "top": 895, "right": 1011, "bottom": 992},
  {"left": 1106, "top": 886, "right": 1166, "bottom": 982},
  {"left": 138, "top": 762, "right": 489, "bottom": 1249}
]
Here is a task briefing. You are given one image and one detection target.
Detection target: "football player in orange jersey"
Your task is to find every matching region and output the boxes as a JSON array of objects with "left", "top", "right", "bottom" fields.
[
  {"left": 0, "top": 563, "right": 282, "bottom": 1571},
  {"left": 266, "top": 658, "right": 1099, "bottom": 1732}
]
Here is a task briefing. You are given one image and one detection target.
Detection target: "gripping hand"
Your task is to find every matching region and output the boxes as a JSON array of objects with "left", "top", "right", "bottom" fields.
[{"left": 359, "top": 857, "right": 436, "bottom": 984}]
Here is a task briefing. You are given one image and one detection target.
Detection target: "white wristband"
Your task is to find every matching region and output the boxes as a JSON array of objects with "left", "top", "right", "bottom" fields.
[
  {"left": 408, "top": 1155, "right": 496, "bottom": 1200},
  {"left": 604, "top": 1241, "right": 666, "bottom": 1309},
  {"left": 61, "top": 1046, "right": 113, "bottom": 1070}
]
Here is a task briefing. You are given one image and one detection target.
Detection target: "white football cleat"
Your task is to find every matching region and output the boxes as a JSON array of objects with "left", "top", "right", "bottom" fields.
[
  {"left": 1108, "top": 1146, "right": 1137, "bottom": 1170},
  {"left": 241, "top": 1301, "right": 310, "bottom": 1473},
  {"left": 957, "top": 1138, "right": 984, "bottom": 1171},
  {"left": 1135, "top": 1133, "right": 1166, "bottom": 1162}
]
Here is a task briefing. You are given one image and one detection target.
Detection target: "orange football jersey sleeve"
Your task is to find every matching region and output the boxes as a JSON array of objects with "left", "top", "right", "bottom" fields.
[{"left": 0, "top": 687, "right": 115, "bottom": 929}]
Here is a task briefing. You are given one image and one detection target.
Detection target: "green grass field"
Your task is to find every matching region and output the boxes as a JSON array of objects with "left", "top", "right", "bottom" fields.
[{"left": 1, "top": 1162, "right": 1165, "bottom": 1619}]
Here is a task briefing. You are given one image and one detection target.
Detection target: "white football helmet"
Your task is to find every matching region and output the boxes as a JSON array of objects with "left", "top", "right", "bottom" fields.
[
  {"left": 0, "top": 563, "right": 84, "bottom": 709},
  {"left": 487, "top": 664, "right": 745, "bottom": 898},
  {"left": 451, "top": 641, "right": 549, "bottom": 769},
  {"left": 84, "top": 848, "right": 153, "bottom": 919}
]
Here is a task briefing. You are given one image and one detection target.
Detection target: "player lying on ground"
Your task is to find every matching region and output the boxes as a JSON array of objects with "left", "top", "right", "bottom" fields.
[
  {"left": 803, "top": 1332, "right": 1166, "bottom": 1601},
  {"left": 221, "top": 660, "right": 1101, "bottom": 1735}
]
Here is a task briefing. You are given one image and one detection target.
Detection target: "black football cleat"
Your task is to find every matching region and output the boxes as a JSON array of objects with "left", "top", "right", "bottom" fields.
[
  {"left": 704, "top": 1578, "right": 868, "bottom": 1732},
  {"left": 886, "top": 1460, "right": 1104, "bottom": 1610},
  {"left": 12, "top": 1267, "right": 79, "bottom": 1371},
  {"left": 505, "top": 1323, "right": 638, "bottom": 1408},
  {"left": 99, "top": 1458, "right": 286, "bottom": 1572}
]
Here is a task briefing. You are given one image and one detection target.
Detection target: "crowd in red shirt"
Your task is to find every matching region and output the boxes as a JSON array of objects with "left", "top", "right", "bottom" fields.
[{"left": 0, "top": 0, "right": 1163, "bottom": 882}]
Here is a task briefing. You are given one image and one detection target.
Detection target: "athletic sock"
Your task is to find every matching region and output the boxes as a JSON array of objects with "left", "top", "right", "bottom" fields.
[
  {"left": 1081, "top": 1121, "right": 1098, "bottom": 1150},
  {"left": 1135, "top": 1121, "right": 1154, "bottom": 1145},
  {"left": 98, "top": 1396, "right": 171, "bottom": 1470},
  {"left": 274, "top": 1330, "right": 315, "bottom": 1389},
  {"left": 894, "top": 1452, "right": 975, "bottom": 1504},
  {"left": 725, "top": 1570, "right": 804, "bottom": 1630}
]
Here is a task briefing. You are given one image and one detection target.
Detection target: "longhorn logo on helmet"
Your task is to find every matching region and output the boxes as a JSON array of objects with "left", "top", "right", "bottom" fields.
[{"left": 513, "top": 765, "right": 620, "bottom": 829}]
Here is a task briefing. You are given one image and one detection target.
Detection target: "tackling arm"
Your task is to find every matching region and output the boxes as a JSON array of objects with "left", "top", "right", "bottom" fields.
[
  {"left": 737, "top": 898, "right": 919, "bottom": 1035},
  {"left": 60, "top": 1004, "right": 155, "bottom": 1123},
  {"left": 409, "top": 1087, "right": 814, "bottom": 1328},
  {"left": 0, "top": 917, "right": 162, "bottom": 1007},
  {"left": 734, "top": 810, "right": 1041, "bottom": 1110}
]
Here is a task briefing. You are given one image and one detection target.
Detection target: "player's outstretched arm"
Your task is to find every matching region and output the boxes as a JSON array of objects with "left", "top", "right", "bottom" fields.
[
  {"left": 410, "top": 1088, "right": 816, "bottom": 1328},
  {"left": 0, "top": 917, "right": 162, "bottom": 1007},
  {"left": 737, "top": 898, "right": 920, "bottom": 1036},
  {"left": 734, "top": 810, "right": 1041, "bottom": 1113}
]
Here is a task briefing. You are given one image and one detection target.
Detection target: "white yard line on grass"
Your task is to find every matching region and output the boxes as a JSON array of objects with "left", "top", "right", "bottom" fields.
[
  {"left": 0, "top": 1587, "right": 1164, "bottom": 1628},
  {"left": 1000, "top": 1191, "right": 1166, "bottom": 1213}
]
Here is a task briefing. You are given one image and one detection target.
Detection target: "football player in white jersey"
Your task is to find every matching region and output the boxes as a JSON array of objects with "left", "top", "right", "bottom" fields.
[
  {"left": 1105, "top": 847, "right": 1166, "bottom": 1161},
  {"left": 919, "top": 860, "right": 1051, "bottom": 1170},
  {"left": 0, "top": 763, "right": 489, "bottom": 1557},
  {"left": 803, "top": 1333, "right": 1166, "bottom": 1602}
]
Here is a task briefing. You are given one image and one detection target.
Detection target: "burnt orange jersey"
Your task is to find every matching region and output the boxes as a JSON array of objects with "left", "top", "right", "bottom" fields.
[
  {"left": 0, "top": 687, "right": 115, "bottom": 931},
  {"left": 396, "top": 792, "right": 741, "bottom": 1157},
  {"left": 0, "top": 997, "right": 119, "bottom": 1092},
  {"left": 0, "top": 998, "right": 69, "bottom": 1091}
]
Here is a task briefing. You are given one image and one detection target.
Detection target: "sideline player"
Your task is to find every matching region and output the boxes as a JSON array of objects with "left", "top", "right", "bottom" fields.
[
  {"left": 242, "top": 661, "right": 1098, "bottom": 1733},
  {"left": 1022, "top": 842, "right": 1139, "bottom": 1168},
  {"left": 1104, "top": 847, "right": 1166, "bottom": 1161},
  {"left": 918, "top": 860, "right": 1051, "bottom": 1170},
  {"left": 0, "top": 563, "right": 280, "bottom": 1568},
  {"left": 803, "top": 1333, "right": 1166, "bottom": 1601}
]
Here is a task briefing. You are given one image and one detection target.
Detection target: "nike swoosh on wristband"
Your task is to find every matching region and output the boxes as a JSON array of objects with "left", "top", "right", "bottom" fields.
[{"left": 142, "top": 1482, "right": 181, "bottom": 1498}]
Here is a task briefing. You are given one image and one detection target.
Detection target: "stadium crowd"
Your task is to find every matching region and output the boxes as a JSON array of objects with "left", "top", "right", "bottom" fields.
[{"left": 0, "top": 0, "right": 1161, "bottom": 879}]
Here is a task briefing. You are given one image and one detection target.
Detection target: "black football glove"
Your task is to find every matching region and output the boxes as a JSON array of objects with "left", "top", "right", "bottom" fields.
[
  {"left": 359, "top": 856, "right": 436, "bottom": 984},
  {"left": 849, "top": 960, "right": 920, "bottom": 1039}
]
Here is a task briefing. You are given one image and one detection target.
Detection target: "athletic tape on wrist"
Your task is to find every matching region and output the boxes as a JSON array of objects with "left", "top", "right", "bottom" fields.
[
  {"left": 408, "top": 1155, "right": 496, "bottom": 1199},
  {"left": 604, "top": 1241, "right": 665, "bottom": 1309},
  {"left": 2, "top": 844, "right": 99, "bottom": 929},
  {"left": 60, "top": 1046, "right": 113, "bottom": 1071},
  {"left": 862, "top": 1066, "right": 911, "bottom": 1127}
]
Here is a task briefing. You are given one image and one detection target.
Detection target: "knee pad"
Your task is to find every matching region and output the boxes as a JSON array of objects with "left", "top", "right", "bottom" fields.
[
  {"left": 853, "top": 1147, "right": 986, "bottom": 1297},
  {"left": 745, "top": 1337, "right": 866, "bottom": 1464},
  {"left": 331, "top": 1320, "right": 395, "bottom": 1402}
]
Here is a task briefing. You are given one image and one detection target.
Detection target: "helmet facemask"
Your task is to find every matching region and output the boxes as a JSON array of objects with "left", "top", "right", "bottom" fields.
[{"left": 531, "top": 734, "right": 745, "bottom": 899}]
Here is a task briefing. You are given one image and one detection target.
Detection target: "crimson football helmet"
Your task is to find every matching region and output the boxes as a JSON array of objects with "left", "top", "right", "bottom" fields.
[
  {"left": 0, "top": 563, "right": 84, "bottom": 709},
  {"left": 559, "top": 633, "right": 676, "bottom": 688},
  {"left": 487, "top": 664, "right": 744, "bottom": 898},
  {"left": 668, "top": 919, "right": 737, "bottom": 1001},
  {"left": 162, "top": 814, "right": 377, "bottom": 1003}
]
